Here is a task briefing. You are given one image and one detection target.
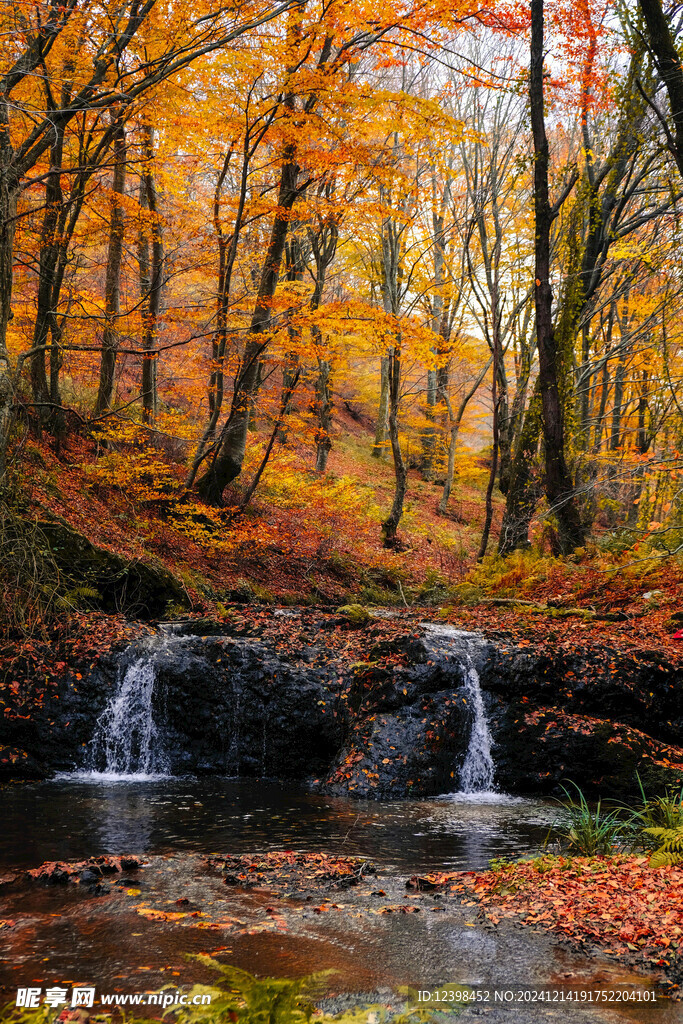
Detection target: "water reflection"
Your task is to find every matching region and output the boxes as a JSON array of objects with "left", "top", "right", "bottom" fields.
[{"left": 0, "top": 777, "right": 556, "bottom": 872}]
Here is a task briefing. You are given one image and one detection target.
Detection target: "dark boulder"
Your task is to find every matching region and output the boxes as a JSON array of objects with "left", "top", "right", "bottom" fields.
[
  {"left": 38, "top": 515, "right": 189, "bottom": 618},
  {"left": 489, "top": 705, "right": 683, "bottom": 796},
  {"left": 4, "top": 614, "right": 683, "bottom": 801}
]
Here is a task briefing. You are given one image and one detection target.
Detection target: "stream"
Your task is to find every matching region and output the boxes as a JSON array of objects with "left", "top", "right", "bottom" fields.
[{"left": 1, "top": 626, "right": 681, "bottom": 1021}]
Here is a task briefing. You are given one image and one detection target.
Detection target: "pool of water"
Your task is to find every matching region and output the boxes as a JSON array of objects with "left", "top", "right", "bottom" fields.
[
  {"left": 0, "top": 777, "right": 555, "bottom": 874},
  {"left": 2, "top": 778, "right": 680, "bottom": 1022}
]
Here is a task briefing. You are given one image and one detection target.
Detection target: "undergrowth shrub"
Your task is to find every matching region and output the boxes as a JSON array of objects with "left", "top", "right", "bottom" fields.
[
  {"left": 554, "top": 783, "right": 627, "bottom": 856},
  {"left": 627, "top": 778, "right": 683, "bottom": 866},
  {"left": 0, "top": 499, "right": 100, "bottom": 639},
  {"left": 87, "top": 419, "right": 182, "bottom": 501},
  {"left": 642, "top": 826, "right": 683, "bottom": 867}
]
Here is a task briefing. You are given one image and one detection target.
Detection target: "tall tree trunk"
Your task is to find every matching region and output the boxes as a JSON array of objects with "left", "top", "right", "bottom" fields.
[
  {"left": 609, "top": 359, "right": 625, "bottom": 453},
  {"left": 196, "top": 137, "right": 300, "bottom": 504},
  {"left": 277, "top": 234, "right": 306, "bottom": 444},
  {"left": 140, "top": 124, "right": 162, "bottom": 425},
  {"left": 94, "top": 124, "right": 126, "bottom": 417},
  {"left": 0, "top": 173, "right": 17, "bottom": 481},
  {"left": 496, "top": 367, "right": 512, "bottom": 496},
  {"left": 187, "top": 141, "right": 251, "bottom": 487},
  {"left": 372, "top": 356, "right": 389, "bottom": 458},
  {"left": 421, "top": 197, "right": 448, "bottom": 481},
  {"left": 422, "top": 366, "right": 437, "bottom": 480},
  {"left": 638, "top": 0, "right": 683, "bottom": 178},
  {"left": 314, "top": 354, "right": 332, "bottom": 471},
  {"left": 382, "top": 343, "right": 407, "bottom": 547},
  {"left": 500, "top": 335, "right": 532, "bottom": 496},
  {"left": 477, "top": 276, "right": 501, "bottom": 560},
  {"left": 530, "top": 0, "right": 584, "bottom": 554},
  {"left": 30, "top": 135, "right": 64, "bottom": 410},
  {"left": 307, "top": 214, "right": 338, "bottom": 470},
  {"left": 498, "top": 380, "right": 544, "bottom": 554}
]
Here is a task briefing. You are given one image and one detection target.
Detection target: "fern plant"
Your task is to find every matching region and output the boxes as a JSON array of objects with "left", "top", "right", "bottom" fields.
[
  {"left": 643, "top": 825, "right": 683, "bottom": 868},
  {"left": 55, "top": 585, "right": 101, "bottom": 610}
]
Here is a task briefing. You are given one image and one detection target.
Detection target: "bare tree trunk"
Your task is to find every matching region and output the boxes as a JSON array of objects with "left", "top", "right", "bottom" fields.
[
  {"left": 500, "top": 336, "right": 532, "bottom": 495},
  {"left": 0, "top": 170, "right": 17, "bottom": 481},
  {"left": 372, "top": 356, "right": 389, "bottom": 458},
  {"left": 277, "top": 233, "right": 306, "bottom": 443},
  {"left": 422, "top": 367, "right": 437, "bottom": 480},
  {"left": 498, "top": 380, "right": 543, "bottom": 554},
  {"left": 140, "top": 123, "right": 162, "bottom": 425},
  {"left": 306, "top": 210, "right": 338, "bottom": 470},
  {"left": 382, "top": 343, "right": 407, "bottom": 547},
  {"left": 196, "top": 135, "right": 300, "bottom": 504},
  {"left": 530, "top": 0, "right": 584, "bottom": 554},
  {"left": 478, "top": 274, "right": 501, "bottom": 559},
  {"left": 638, "top": 0, "right": 683, "bottom": 178},
  {"left": 30, "top": 134, "right": 64, "bottom": 411},
  {"left": 314, "top": 354, "right": 332, "bottom": 471},
  {"left": 186, "top": 141, "right": 250, "bottom": 487},
  {"left": 94, "top": 124, "right": 126, "bottom": 417},
  {"left": 609, "top": 359, "right": 625, "bottom": 452}
]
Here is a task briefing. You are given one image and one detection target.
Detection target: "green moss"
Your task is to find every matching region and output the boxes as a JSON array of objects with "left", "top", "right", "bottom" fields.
[
  {"left": 448, "top": 582, "right": 483, "bottom": 606},
  {"left": 337, "top": 603, "right": 373, "bottom": 627}
]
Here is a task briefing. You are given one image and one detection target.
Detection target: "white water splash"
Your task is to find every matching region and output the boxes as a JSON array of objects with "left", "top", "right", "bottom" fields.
[
  {"left": 86, "top": 656, "right": 168, "bottom": 778},
  {"left": 459, "top": 657, "right": 495, "bottom": 793}
]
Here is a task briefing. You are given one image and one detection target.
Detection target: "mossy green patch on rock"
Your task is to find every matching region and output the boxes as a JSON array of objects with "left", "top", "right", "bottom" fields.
[
  {"left": 336, "top": 604, "right": 373, "bottom": 627},
  {"left": 38, "top": 515, "right": 189, "bottom": 619}
]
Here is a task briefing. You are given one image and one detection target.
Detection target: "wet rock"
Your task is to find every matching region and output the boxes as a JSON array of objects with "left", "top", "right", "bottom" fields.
[
  {"left": 490, "top": 706, "right": 683, "bottom": 796},
  {"left": 78, "top": 869, "right": 100, "bottom": 884},
  {"left": 26, "top": 855, "right": 142, "bottom": 885},
  {"left": 0, "top": 745, "right": 46, "bottom": 778},
  {"left": 323, "top": 692, "right": 472, "bottom": 799},
  {"left": 5, "top": 613, "right": 683, "bottom": 800}
]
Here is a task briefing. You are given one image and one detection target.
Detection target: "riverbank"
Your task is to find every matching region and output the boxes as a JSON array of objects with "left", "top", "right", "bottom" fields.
[{"left": 0, "top": 844, "right": 679, "bottom": 1021}]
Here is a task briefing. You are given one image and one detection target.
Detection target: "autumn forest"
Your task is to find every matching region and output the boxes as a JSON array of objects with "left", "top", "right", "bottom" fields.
[
  {"left": 6, "top": 0, "right": 683, "bottom": 1012},
  {"left": 2, "top": 0, "right": 683, "bottom": 595}
]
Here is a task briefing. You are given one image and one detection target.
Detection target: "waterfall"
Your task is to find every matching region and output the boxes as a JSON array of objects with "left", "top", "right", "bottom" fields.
[
  {"left": 423, "top": 624, "right": 496, "bottom": 795},
  {"left": 458, "top": 656, "right": 495, "bottom": 793},
  {"left": 85, "top": 653, "right": 168, "bottom": 779}
]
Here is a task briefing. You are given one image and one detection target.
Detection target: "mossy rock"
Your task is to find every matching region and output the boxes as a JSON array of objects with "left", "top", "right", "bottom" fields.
[
  {"left": 38, "top": 516, "right": 189, "bottom": 619},
  {"left": 337, "top": 603, "right": 373, "bottom": 627}
]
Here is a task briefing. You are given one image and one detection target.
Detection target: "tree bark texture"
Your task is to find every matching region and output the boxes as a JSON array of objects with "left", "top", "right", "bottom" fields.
[
  {"left": 94, "top": 125, "right": 126, "bottom": 416},
  {"left": 140, "top": 123, "right": 163, "bottom": 425},
  {"left": 638, "top": 0, "right": 683, "bottom": 177},
  {"left": 530, "top": 0, "right": 584, "bottom": 553}
]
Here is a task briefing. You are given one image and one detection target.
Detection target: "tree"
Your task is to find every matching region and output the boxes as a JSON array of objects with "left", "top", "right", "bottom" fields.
[
  {"left": 529, "top": 0, "right": 585, "bottom": 554},
  {"left": 94, "top": 122, "right": 127, "bottom": 416},
  {"left": 0, "top": 0, "right": 300, "bottom": 478},
  {"left": 638, "top": 0, "right": 683, "bottom": 178}
]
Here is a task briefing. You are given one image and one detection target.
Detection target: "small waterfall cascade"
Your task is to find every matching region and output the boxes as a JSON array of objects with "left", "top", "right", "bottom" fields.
[
  {"left": 86, "top": 652, "right": 168, "bottom": 778},
  {"left": 423, "top": 625, "right": 495, "bottom": 795},
  {"left": 458, "top": 655, "right": 495, "bottom": 793}
]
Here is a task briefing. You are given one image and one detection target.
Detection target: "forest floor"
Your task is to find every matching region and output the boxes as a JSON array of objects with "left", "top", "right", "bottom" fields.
[
  {"left": 3, "top": 418, "right": 683, "bottom": 742},
  {"left": 5, "top": 420, "right": 683, "bottom": 661}
]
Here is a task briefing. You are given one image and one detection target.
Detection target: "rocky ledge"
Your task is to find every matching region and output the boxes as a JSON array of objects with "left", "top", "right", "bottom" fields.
[{"left": 1, "top": 610, "right": 681, "bottom": 798}]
